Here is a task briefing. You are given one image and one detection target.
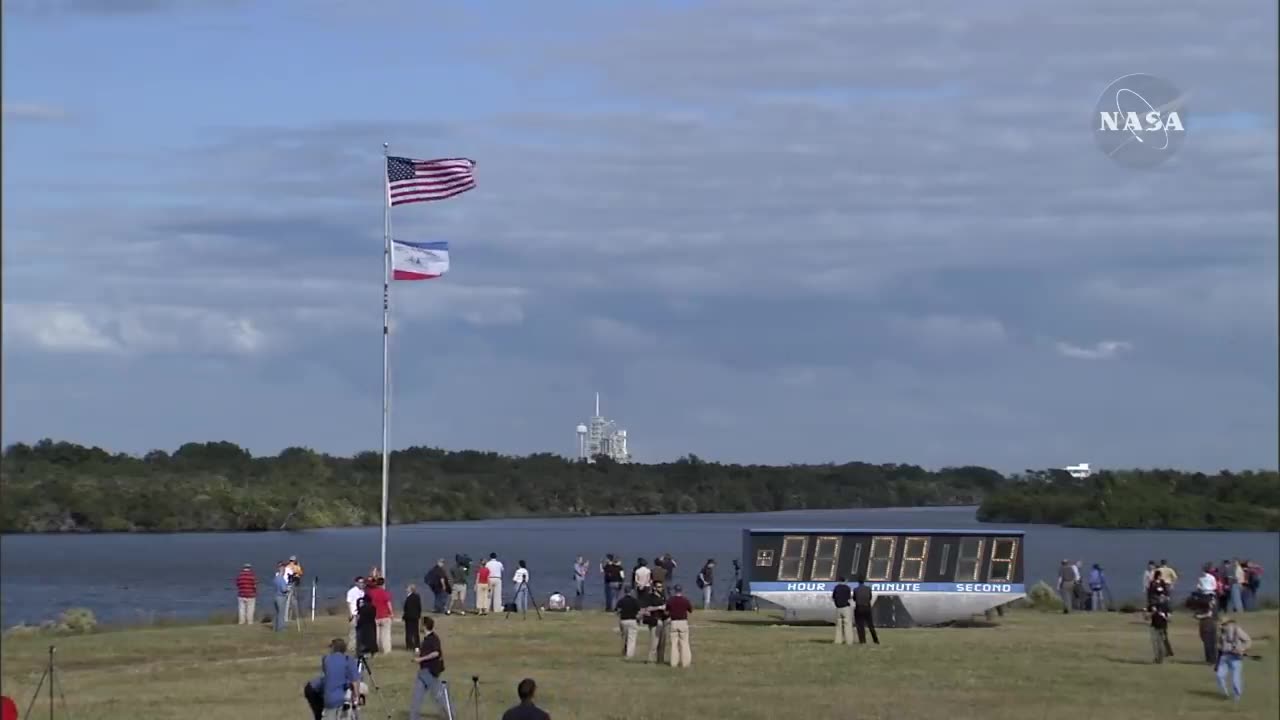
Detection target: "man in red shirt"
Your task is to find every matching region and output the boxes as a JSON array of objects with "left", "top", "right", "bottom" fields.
[
  {"left": 664, "top": 585, "right": 694, "bottom": 668},
  {"left": 235, "top": 563, "right": 258, "bottom": 625},
  {"left": 365, "top": 577, "right": 395, "bottom": 654}
]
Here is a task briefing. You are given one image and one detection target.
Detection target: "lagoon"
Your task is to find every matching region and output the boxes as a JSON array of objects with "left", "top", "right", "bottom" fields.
[{"left": 2, "top": 506, "right": 1276, "bottom": 626}]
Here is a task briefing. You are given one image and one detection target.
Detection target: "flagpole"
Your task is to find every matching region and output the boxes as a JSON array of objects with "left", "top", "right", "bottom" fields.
[{"left": 380, "top": 142, "right": 392, "bottom": 579}]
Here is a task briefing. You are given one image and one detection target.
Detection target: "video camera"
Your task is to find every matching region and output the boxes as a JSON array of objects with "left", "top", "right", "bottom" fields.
[{"left": 456, "top": 553, "right": 472, "bottom": 568}]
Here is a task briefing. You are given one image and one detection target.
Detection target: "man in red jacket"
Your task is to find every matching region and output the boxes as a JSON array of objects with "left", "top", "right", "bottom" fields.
[
  {"left": 235, "top": 563, "right": 258, "bottom": 625},
  {"left": 364, "top": 577, "right": 395, "bottom": 654}
]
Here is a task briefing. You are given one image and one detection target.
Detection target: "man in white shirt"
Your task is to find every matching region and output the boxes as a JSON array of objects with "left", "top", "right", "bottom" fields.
[
  {"left": 345, "top": 576, "right": 366, "bottom": 651},
  {"left": 485, "top": 554, "right": 505, "bottom": 613},
  {"left": 633, "top": 561, "right": 652, "bottom": 592},
  {"left": 513, "top": 560, "right": 532, "bottom": 612}
]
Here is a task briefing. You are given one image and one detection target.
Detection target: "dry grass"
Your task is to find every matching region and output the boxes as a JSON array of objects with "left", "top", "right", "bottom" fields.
[{"left": 1, "top": 607, "right": 1276, "bottom": 719}]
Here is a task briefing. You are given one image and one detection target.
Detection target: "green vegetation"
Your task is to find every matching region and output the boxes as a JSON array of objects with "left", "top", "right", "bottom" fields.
[
  {"left": 1, "top": 608, "right": 1275, "bottom": 719},
  {"left": 977, "top": 468, "right": 1280, "bottom": 531},
  {"left": 2, "top": 439, "right": 1276, "bottom": 532},
  {"left": 0, "top": 439, "right": 1006, "bottom": 532}
]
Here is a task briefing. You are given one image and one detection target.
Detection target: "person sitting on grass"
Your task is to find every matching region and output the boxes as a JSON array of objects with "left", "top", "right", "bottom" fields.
[{"left": 501, "top": 678, "right": 550, "bottom": 720}]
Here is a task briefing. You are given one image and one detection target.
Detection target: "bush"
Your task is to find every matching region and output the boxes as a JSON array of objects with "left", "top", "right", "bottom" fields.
[
  {"left": 57, "top": 607, "right": 97, "bottom": 633},
  {"left": 1025, "top": 581, "right": 1063, "bottom": 612}
]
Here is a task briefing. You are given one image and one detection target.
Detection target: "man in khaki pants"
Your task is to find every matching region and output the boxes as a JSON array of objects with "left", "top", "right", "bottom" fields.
[
  {"left": 615, "top": 587, "right": 642, "bottom": 659},
  {"left": 831, "top": 577, "right": 854, "bottom": 645},
  {"left": 665, "top": 585, "right": 694, "bottom": 668}
]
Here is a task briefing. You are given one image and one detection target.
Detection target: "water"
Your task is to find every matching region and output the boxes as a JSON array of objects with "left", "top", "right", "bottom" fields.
[{"left": 2, "top": 506, "right": 1276, "bottom": 626}]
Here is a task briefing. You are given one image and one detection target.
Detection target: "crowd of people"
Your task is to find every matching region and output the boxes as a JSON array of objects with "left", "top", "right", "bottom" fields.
[
  {"left": 237, "top": 550, "right": 1268, "bottom": 714},
  {"left": 1053, "top": 556, "right": 1263, "bottom": 703}
]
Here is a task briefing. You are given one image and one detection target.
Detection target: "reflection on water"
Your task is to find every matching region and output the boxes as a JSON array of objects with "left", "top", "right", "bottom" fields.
[{"left": 2, "top": 506, "right": 1276, "bottom": 625}]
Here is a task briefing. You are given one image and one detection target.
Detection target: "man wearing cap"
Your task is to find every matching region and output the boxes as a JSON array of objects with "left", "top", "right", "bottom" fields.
[
  {"left": 1216, "top": 617, "right": 1252, "bottom": 702},
  {"left": 665, "top": 584, "right": 694, "bottom": 668},
  {"left": 235, "top": 563, "right": 258, "bottom": 625}
]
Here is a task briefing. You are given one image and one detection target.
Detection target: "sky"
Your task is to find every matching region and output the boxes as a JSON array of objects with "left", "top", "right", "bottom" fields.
[{"left": 2, "top": 0, "right": 1276, "bottom": 473}]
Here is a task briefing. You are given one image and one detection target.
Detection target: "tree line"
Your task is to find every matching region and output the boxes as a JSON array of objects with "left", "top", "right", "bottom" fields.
[
  {"left": 0, "top": 439, "right": 1275, "bottom": 533},
  {"left": 976, "top": 468, "right": 1280, "bottom": 531}
]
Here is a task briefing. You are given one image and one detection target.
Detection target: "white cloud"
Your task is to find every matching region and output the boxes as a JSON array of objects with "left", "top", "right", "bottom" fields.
[
  {"left": 2, "top": 302, "right": 267, "bottom": 356},
  {"left": 1, "top": 102, "right": 69, "bottom": 121},
  {"left": 1054, "top": 340, "right": 1134, "bottom": 360}
]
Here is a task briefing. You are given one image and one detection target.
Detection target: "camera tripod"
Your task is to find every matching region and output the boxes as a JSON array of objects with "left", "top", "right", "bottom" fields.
[
  {"left": 464, "top": 676, "right": 482, "bottom": 720},
  {"left": 504, "top": 580, "right": 543, "bottom": 620},
  {"left": 286, "top": 586, "right": 303, "bottom": 632},
  {"left": 23, "top": 645, "right": 71, "bottom": 720},
  {"left": 354, "top": 654, "right": 391, "bottom": 720}
]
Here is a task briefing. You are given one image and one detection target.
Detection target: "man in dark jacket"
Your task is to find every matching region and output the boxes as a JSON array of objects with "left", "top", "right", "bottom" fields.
[
  {"left": 640, "top": 581, "right": 668, "bottom": 663},
  {"left": 853, "top": 577, "right": 879, "bottom": 645},
  {"left": 832, "top": 577, "right": 853, "bottom": 645},
  {"left": 425, "top": 559, "right": 451, "bottom": 614},
  {"left": 403, "top": 584, "right": 423, "bottom": 650}
]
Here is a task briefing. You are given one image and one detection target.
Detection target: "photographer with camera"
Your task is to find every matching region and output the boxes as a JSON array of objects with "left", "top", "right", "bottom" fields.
[
  {"left": 273, "top": 562, "right": 291, "bottom": 633},
  {"left": 305, "top": 639, "right": 360, "bottom": 720},
  {"left": 408, "top": 616, "right": 448, "bottom": 720}
]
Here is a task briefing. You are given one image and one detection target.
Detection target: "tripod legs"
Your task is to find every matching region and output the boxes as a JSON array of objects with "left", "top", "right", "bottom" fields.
[{"left": 22, "top": 646, "right": 71, "bottom": 720}]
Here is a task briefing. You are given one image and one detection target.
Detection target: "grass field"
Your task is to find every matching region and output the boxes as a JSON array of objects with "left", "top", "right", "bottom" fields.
[{"left": 1, "top": 607, "right": 1276, "bottom": 719}]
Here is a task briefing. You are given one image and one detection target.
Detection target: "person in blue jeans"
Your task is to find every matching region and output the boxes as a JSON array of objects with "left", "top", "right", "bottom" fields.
[
  {"left": 1215, "top": 617, "right": 1252, "bottom": 702},
  {"left": 1087, "top": 564, "right": 1108, "bottom": 611},
  {"left": 273, "top": 563, "right": 290, "bottom": 632},
  {"left": 409, "top": 616, "right": 449, "bottom": 720}
]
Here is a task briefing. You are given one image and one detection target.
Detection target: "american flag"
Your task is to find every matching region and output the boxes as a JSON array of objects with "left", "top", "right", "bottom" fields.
[{"left": 386, "top": 156, "right": 476, "bottom": 206}]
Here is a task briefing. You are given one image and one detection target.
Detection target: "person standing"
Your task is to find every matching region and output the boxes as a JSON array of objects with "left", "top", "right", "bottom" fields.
[
  {"left": 1228, "top": 559, "right": 1246, "bottom": 613},
  {"left": 284, "top": 556, "right": 304, "bottom": 621},
  {"left": 573, "top": 556, "right": 589, "bottom": 611},
  {"left": 640, "top": 581, "right": 669, "bottom": 664},
  {"left": 346, "top": 577, "right": 366, "bottom": 651},
  {"left": 1148, "top": 599, "right": 1172, "bottom": 663},
  {"left": 660, "top": 553, "right": 678, "bottom": 584},
  {"left": 665, "top": 584, "right": 694, "bottom": 668},
  {"left": 1056, "top": 560, "right": 1078, "bottom": 614},
  {"left": 426, "top": 560, "right": 450, "bottom": 614},
  {"left": 403, "top": 584, "right": 423, "bottom": 651},
  {"left": 308, "top": 639, "right": 359, "bottom": 720},
  {"left": 501, "top": 678, "right": 550, "bottom": 720},
  {"left": 485, "top": 553, "right": 505, "bottom": 613},
  {"left": 1194, "top": 602, "right": 1218, "bottom": 665},
  {"left": 365, "top": 578, "right": 394, "bottom": 654},
  {"left": 408, "top": 616, "right": 449, "bottom": 720},
  {"left": 273, "top": 562, "right": 291, "bottom": 632},
  {"left": 1155, "top": 559, "right": 1178, "bottom": 589},
  {"left": 1243, "top": 560, "right": 1262, "bottom": 611},
  {"left": 1216, "top": 617, "right": 1252, "bottom": 702},
  {"left": 633, "top": 558, "right": 652, "bottom": 592},
  {"left": 475, "top": 562, "right": 491, "bottom": 615},
  {"left": 235, "top": 563, "right": 257, "bottom": 625},
  {"left": 650, "top": 557, "right": 668, "bottom": 587},
  {"left": 602, "top": 554, "right": 624, "bottom": 611},
  {"left": 696, "top": 560, "right": 715, "bottom": 609},
  {"left": 853, "top": 577, "right": 879, "bottom": 645},
  {"left": 615, "top": 586, "right": 641, "bottom": 659},
  {"left": 831, "top": 577, "right": 853, "bottom": 645},
  {"left": 1087, "top": 564, "right": 1107, "bottom": 612},
  {"left": 513, "top": 560, "right": 532, "bottom": 612},
  {"left": 449, "top": 558, "right": 469, "bottom": 615}
]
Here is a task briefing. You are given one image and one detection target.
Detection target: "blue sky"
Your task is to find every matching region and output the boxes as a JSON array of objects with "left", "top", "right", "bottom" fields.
[{"left": 2, "top": 0, "right": 1277, "bottom": 472}]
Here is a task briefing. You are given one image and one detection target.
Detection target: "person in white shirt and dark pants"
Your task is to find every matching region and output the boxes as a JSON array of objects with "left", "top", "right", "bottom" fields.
[
  {"left": 485, "top": 554, "right": 505, "bottom": 613},
  {"left": 346, "top": 576, "right": 366, "bottom": 651},
  {"left": 513, "top": 561, "right": 531, "bottom": 612}
]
